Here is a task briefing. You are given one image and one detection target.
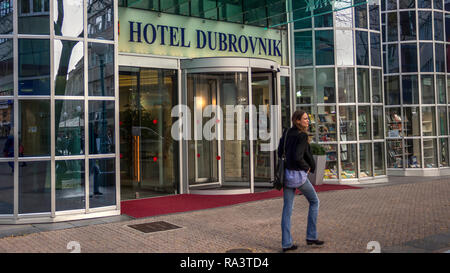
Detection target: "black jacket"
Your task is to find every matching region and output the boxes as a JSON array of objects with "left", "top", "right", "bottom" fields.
[{"left": 277, "top": 126, "right": 316, "bottom": 173}]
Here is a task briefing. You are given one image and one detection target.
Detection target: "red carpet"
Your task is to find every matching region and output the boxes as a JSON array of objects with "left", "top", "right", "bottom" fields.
[{"left": 120, "top": 184, "right": 359, "bottom": 218}]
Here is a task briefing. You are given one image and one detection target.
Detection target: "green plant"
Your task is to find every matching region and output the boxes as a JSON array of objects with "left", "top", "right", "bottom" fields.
[{"left": 310, "top": 143, "right": 326, "bottom": 155}]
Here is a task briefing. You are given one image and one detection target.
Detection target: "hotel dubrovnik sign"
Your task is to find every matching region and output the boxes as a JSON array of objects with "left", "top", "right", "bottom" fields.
[{"left": 118, "top": 7, "right": 287, "bottom": 64}]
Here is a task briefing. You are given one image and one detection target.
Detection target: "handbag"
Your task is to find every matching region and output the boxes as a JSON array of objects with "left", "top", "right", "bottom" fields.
[{"left": 273, "top": 128, "right": 290, "bottom": 190}]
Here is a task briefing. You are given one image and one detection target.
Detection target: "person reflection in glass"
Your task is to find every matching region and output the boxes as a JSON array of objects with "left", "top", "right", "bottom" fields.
[
  {"left": 3, "top": 128, "right": 14, "bottom": 173},
  {"left": 91, "top": 159, "right": 102, "bottom": 196}
]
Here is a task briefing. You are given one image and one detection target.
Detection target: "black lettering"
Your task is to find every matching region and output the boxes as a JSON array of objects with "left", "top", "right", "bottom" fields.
[
  {"left": 157, "top": 25, "right": 169, "bottom": 45},
  {"left": 129, "top": 21, "right": 142, "bottom": 42},
  {"left": 143, "top": 23, "right": 156, "bottom": 44},
  {"left": 169, "top": 26, "right": 179, "bottom": 46},
  {"left": 228, "top": 33, "right": 238, "bottom": 52}
]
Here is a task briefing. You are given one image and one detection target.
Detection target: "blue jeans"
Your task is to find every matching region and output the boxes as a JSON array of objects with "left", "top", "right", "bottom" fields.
[{"left": 281, "top": 178, "right": 320, "bottom": 248}]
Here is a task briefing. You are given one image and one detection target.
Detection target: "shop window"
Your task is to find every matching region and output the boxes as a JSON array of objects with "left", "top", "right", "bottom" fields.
[
  {"left": 437, "top": 75, "right": 446, "bottom": 104},
  {"left": 19, "top": 100, "right": 51, "bottom": 157},
  {"left": 55, "top": 100, "right": 84, "bottom": 156},
  {"left": 372, "top": 69, "right": 382, "bottom": 103},
  {"left": 401, "top": 43, "right": 417, "bottom": 73},
  {"left": 294, "top": 31, "right": 313, "bottom": 67},
  {"left": 339, "top": 106, "right": 357, "bottom": 141},
  {"left": 340, "top": 143, "right": 357, "bottom": 178},
  {"left": 387, "top": 139, "right": 403, "bottom": 168},
  {"left": 88, "top": 0, "right": 114, "bottom": 40},
  {"left": 434, "top": 12, "right": 444, "bottom": 41},
  {"left": 419, "top": 11, "right": 432, "bottom": 40},
  {"left": 338, "top": 68, "right": 355, "bottom": 103},
  {"left": 316, "top": 68, "right": 335, "bottom": 104},
  {"left": 403, "top": 107, "right": 420, "bottom": 137},
  {"left": 405, "top": 139, "right": 422, "bottom": 168},
  {"left": 370, "top": 33, "right": 381, "bottom": 67},
  {"left": 359, "top": 143, "right": 372, "bottom": 178},
  {"left": 355, "top": 1, "right": 367, "bottom": 29},
  {"left": 357, "top": 68, "right": 370, "bottom": 103},
  {"left": 385, "top": 76, "right": 400, "bottom": 105},
  {"left": 54, "top": 0, "right": 83, "bottom": 37},
  {"left": 423, "top": 138, "right": 437, "bottom": 168},
  {"left": 18, "top": 39, "right": 50, "bottom": 95},
  {"left": 18, "top": 0, "right": 49, "bottom": 34},
  {"left": 0, "top": 39, "right": 13, "bottom": 96},
  {"left": 438, "top": 106, "right": 448, "bottom": 135},
  {"left": 56, "top": 160, "right": 85, "bottom": 211},
  {"left": 315, "top": 30, "right": 334, "bottom": 66},
  {"left": 374, "top": 142, "right": 386, "bottom": 175},
  {"left": 421, "top": 75, "right": 435, "bottom": 104},
  {"left": 440, "top": 138, "right": 449, "bottom": 167},
  {"left": 402, "top": 75, "right": 419, "bottom": 104},
  {"left": 323, "top": 144, "right": 338, "bottom": 179},
  {"left": 358, "top": 106, "right": 371, "bottom": 141},
  {"left": 422, "top": 106, "right": 436, "bottom": 136},
  {"left": 373, "top": 106, "right": 384, "bottom": 139},
  {"left": 386, "top": 107, "right": 402, "bottom": 138},
  {"left": 88, "top": 101, "right": 115, "bottom": 155},
  {"left": 317, "top": 106, "right": 337, "bottom": 142},
  {"left": 293, "top": 0, "right": 311, "bottom": 29},
  {"left": 19, "top": 161, "right": 51, "bottom": 214},
  {"left": 295, "top": 69, "right": 313, "bottom": 104},
  {"left": 369, "top": 3, "right": 380, "bottom": 30},
  {"left": 54, "top": 40, "right": 84, "bottom": 96},
  {"left": 356, "top": 31, "right": 369, "bottom": 66}
]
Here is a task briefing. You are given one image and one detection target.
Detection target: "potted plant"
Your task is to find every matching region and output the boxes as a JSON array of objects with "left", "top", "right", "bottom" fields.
[{"left": 308, "top": 143, "right": 327, "bottom": 186}]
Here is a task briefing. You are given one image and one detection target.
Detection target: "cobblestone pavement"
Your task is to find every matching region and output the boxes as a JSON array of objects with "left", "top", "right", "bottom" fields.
[{"left": 0, "top": 178, "right": 448, "bottom": 253}]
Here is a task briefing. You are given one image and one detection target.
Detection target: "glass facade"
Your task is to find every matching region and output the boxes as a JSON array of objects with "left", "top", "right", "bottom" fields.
[
  {"left": 294, "top": 0, "right": 386, "bottom": 180},
  {"left": 382, "top": 0, "right": 450, "bottom": 170},
  {"left": 0, "top": 0, "right": 118, "bottom": 222}
]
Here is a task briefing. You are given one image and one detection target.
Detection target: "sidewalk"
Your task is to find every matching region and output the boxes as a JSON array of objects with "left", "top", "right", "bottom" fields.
[{"left": 0, "top": 177, "right": 448, "bottom": 253}]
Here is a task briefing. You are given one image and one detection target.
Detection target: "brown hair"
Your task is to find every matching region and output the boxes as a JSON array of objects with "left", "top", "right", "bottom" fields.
[{"left": 291, "top": 110, "right": 309, "bottom": 134}]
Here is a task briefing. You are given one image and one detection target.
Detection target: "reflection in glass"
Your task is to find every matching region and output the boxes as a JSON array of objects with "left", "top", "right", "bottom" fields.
[
  {"left": 355, "top": 2, "right": 367, "bottom": 29},
  {"left": 54, "top": 0, "right": 83, "bottom": 37},
  {"left": 438, "top": 106, "right": 448, "bottom": 136},
  {"left": 335, "top": 0, "right": 352, "bottom": 28},
  {"left": 402, "top": 75, "right": 419, "bottom": 104},
  {"left": 341, "top": 144, "right": 357, "bottom": 179},
  {"left": 405, "top": 139, "right": 422, "bottom": 168},
  {"left": 435, "top": 0, "right": 443, "bottom": 9},
  {"left": 356, "top": 31, "right": 369, "bottom": 66},
  {"left": 386, "top": 107, "right": 402, "bottom": 138},
  {"left": 423, "top": 138, "right": 437, "bottom": 168},
  {"left": 374, "top": 142, "right": 385, "bottom": 176},
  {"left": 0, "top": 39, "right": 13, "bottom": 96},
  {"left": 359, "top": 106, "right": 371, "bottom": 141},
  {"left": 295, "top": 31, "right": 313, "bottom": 67},
  {"left": 373, "top": 106, "right": 384, "bottom": 139},
  {"left": 0, "top": 162, "right": 13, "bottom": 214},
  {"left": 436, "top": 43, "right": 445, "bottom": 72},
  {"left": 18, "top": 0, "right": 50, "bottom": 34},
  {"left": 323, "top": 144, "right": 337, "bottom": 179},
  {"left": 316, "top": 68, "right": 335, "bottom": 104},
  {"left": 89, "top": 101, "right": 114, "bottom": 154},
  {"left": 399, "top": 0, "right": 415, "bottom": 9},
  {"left": 403, "top": 107, "right": 420, "bottom": 137},
  {"left": 88, "top": 0, "right": 113, "bottom": 40},
  {"left": 314, "top": 4, "right": 333, "bottom": 28},
  {"left": 369, "top": 3, "right": 380, "bottom": 30},
  {"left": 54, "top": 40, "right": 84, "bottom": 96},
  {"left": 55, "top": 100, "right": 84, "bottom": 156},
  {"left": 19, "top": 100, "right": 51, "bottom": 156},
  {"left": 419, "top": 0, "right": 432, "bottom": 8},
  {"left": 88, "top": 43, "right": 115, "bottom": 96},
  {"left": 422, "top": 106, "right": 436, "bottom": 136},
  {"left": 400, "top": 11, "right": 416, "bottom": 40},
  {"left": 293, "top": 0, "right": 311, "bottom": 29},
  {"left": 401, "top": 44, "right": 417, "bottom": 73},
  {"left": 372, "top": 69, "right": 382, "bottom": 103},
  {"left": 0, "top": 0, "right": 13, "bottom": 34},
  {"left": 89, "top": 158, "right": 116, "bottom": 208},
  {"left": 338, "top": 68, "right": 355, "bottom": 103},
  {"left": 421, "top": 75, "right": 435, "bottom": 104},
  {"left": 387, "top": 44, "right": 399, "bottom": 73},
  {"left": 435, "top": 12, "right": 444, "bottom": 41},
  {"left": 387, "top": 139, "right": 403, "bottom": 168},
  {"left": 19, "top": 161, "right": 51, "bottom": 214},
  {"left": 317, "top": 106, "right": 336, "bottom": 142},
  {"left": 295, "top": 69, "right": 313, "bottom": 104},
  {"left": 419, "top": 11, "right": 432, "bottom": 40},
  {"left": 440, "top": 138, "right": 449, "bottom": 167},
  {"left": 339, "top": 106, "right": 356, "bottom": 141},
  {"left": 360, "top": 143, "right": 372, "bottom": 178},
  {"left": 437, "top": 75, "right": 446, "bottom": 104},
  {"left": 315, "top": 30, "right": 334, "bottom": 66},
  {"left": 0, "top": 100, "right": 13, "bottom": 158},
  {"left": 387, "top": 13, "right": 398, "bottom": 41},
  {"left": 420, "top": 43, "right": 433, "bottom": 72},
  {"left": 370, "top": 33, "right": 381, "bottom": 67},
  {"left": 336, "top": 30, "right": 354, "bottom": 66},
  {"left": 19, "top": 39, "right": 51, "bottom": 95},
  {"left": 56, "top": 160, "right": 85, "bottom": 211},
  {"left": 385, "top": 76, "right": 400, "bottom": 105},
  {"left": 357, "top": 68, "right": 370, "bottom": 103}
]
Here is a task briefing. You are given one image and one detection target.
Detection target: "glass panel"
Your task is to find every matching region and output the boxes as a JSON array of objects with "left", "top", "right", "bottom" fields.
[
  {"left": 18, "top": 0, "right": 50, "bottom": 34},
  {"left": 404, "top": 106, "right": 420, "bottom": 137},
  {"left": 0, "top": 39, "right": 13, "bottom": 96},
  {"left": 438, "top": 106, "right": 448, "bottom": 135},
  {"left": 372, "top": 69, "right": 382, "bottom": 103},
  {"left": 419, "top": 11, "right": 432, "bottom": 40},
  {"left": 127, "top": 0, "right": 159, "bottom": 10},
  {"left": 385, "top": 76, "right": 400, "bottom": 105},
  {"left": 336, "top": 30, "right": 354, "bottom": 66},
  {"left": 357, "top": 68, "right": 370, "bottom": 103},
  {"left": 446, "top": 0, "right": 450, "bottom": 10},
  {"left": 446, "top": 14, "right": 450, "bottom": 42},
  {"left": 0, "top": 162, "right": 13, "bottom": 214},
  {"left": 387, "top": 44, "right": 399, "bottom": 73},
  {"left": 323, "top": 144, "right": 337, "bottom": 179},
  {"left": 19, "top": 161, "right": 51, "bottom": 214},
  {"left": 191, "top": 0, "right": 217, "bottom": 20},
  {"left": 338, "top": 68, "right": 355, "bottom": 103},
  {"left": 88, "top": 0, "right": 113, "bottom": 40},
  {"left": 0, "top": 0, "right": 13, "bottom": 34},
  {"left": 387, "top": 139, "right": 403, "bottom": 168},
  {"left": 405, "top": 139, "right": 422, "bottom": 168},
  {"left": 374, "top": 142, "right": 386, "bottom": 176},
  {"left": 448, "top": 76, "right": 450, "bottom": 103},
  {"left": 386, "top": 107, "right": 402, "bottom": 137},
  {"left": 419, "top": 0, "right": 432, "bottom": 8},
  {"left": 0, "top": 100, "right": 13, "bottom": 160},
  {"left": 295, "top": 69, "right": 313, "bottom": 104},
  {"left": 340, "top": 143, "right": 357, "bottom": 179},
  {"left": 447, "top": 45, "right": 450, "bottom": 72},
  {"left": 315, "top": 30, "right": 334, "bottom": 66},
  {"left": 402, "top": 75, "right": 419, "bottom": 104},
  {"left": 422, "top": 106, "right": 436, "bottom": 136},
  {"left": 54, "top": 0, "right": 83, "bottom": 37},
  {"left": 435, "top": 0, "right": 443, "bottom": 9},
  {"left": 55, "top": 100, "right": 84, "bottom": 156},
  {"left": 339, "top": 106, "right": 356, "bottom": 141},
  {"left": 293, "top": 0, "right": 311, "bottom": 29},
  {"left": 358, "top": 106, "right": 371, "bottom": 140},
  {"left": 437, "top": 75, "right": 446, "bottom": 104},
  {"left": 399, "top": 0, "right": 415, "bottom": 8},
  {"left": 421, "top": 75, "right": 435, "bottom": 104},
  {"left": 219, "top": 0, "right": 244, "bottom": 24},
  {"left": 314, "top": 3, "right": 333, "bottom": 28},
  {"left": 355, "top": 2, "right": 367, "bottom": 29},
  {"left": 387, "top": 0, "right": 397, "bottom": 10},
  {"left": 280, "top": 77, "right": 290, "bottom": 130},
  {"left": 420, "top": 43, "right": 433, "bottom": 72},
  {"left": 401, "top": 44, "right": 417, "bottom": 73},
  {"left": 89, "top": 158, "right": 116, "bottom": 208},
  {"left": 54, "top": 40, "right": 84, "bottom": 96},
  {"left": 370, "top": 33, "right": 381, "bottom": 67},
  {"left": 18, "top": 39, "right": 51, "bottom": 96},
  {"left": 373, "top": 106, "right": 384, "bottom": 139},
  {"left": 369, "top": 3, "right": 380, "bottom": 30},
  {"left": 435, "top": 43, "right": 445, "bottom": 72},
  {"left": 387, "top": 12, "right": 398, "bottom": 41},
  {"left": 56, "top": 159, "right": 85, "bottom": 211},
  {"left": 243, "top": 1, "right": 266, "bottom": 27},
  {"left": 335, "top": 0, "right": 352, "bottom": 28},
  {"left": 440, "top": 138, "right": 449, "bottom": 167},
  {"left": 317, "top": 106, "right": 337, "bottom": 142},
  {"left": 316, "top": 68, "right": 335, "bottom": 104},
  {"left": 19, "top": 100, "right": 50, "bottom": 156},
  {"left": 88, "top": 43, "right": 115, "bottom": 96},
  {"left": 423, "top": 138, "right": 437, "bottom": 168},
  {"left": 360, "top": 143, "right": 372, "bottom": 178},
  {"left": 356, "top": 31, "right": 369, "bottom": 66},
  {"left": 400, "top": 11, "right": 416, "bottom": 40},
  {"left": 434, "top": 12, "right": 444, "bottom": 41},
  {"left": 89, "top": 101, "right": 114, "bottom": 154},
  {"left": 294, "top": 31, "right": 313, "bottom": 67}
]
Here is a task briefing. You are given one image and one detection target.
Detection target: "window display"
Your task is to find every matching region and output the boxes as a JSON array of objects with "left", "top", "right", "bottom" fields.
[
  {"left": 323, "top": 144, "right": 338, "bottom": 179},
  {"left": 387, "top": 139, "right": 403, "bottom": 168},
  {"left": 440, "top": 138, "right": 449, "bottom": 167},
  {"left": 405, "top": 139, "right": 421, "bottom": 168},
  {"left": 386, "top": 107, "right": 402, "bottom": 138},
  {"left": 340, "top": 143, "right": 357, "bottom": 178},
  {"left": 423, "top": 138, "right": 437, "bottom": 168},
  {"left": 359, "top": 106, "right": 371, "bottom": 140},
  {"left": 403, "top": 107, "right": 420, "bottom": 137},
  {"left": 317, "top": 106, "right": 337, "bottom": 142},
  {"left": 360, "top": 143, "right": 373, "bottom": 178},
  {"left": 339, "top": 106, "right": 356, "bottom": 141}
]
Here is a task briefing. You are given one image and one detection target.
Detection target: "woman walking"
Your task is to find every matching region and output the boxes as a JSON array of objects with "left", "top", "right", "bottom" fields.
[{"left": 278, "top": 110, "right": 324, "bottom": 252}]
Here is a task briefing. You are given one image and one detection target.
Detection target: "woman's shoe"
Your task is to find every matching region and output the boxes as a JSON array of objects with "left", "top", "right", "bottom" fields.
[
  {"left": 282, "top": 244, "right": 298, "bottom": 252},
  {"left": 306, "top": 239, "right": 324, "bottom": 246}
]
